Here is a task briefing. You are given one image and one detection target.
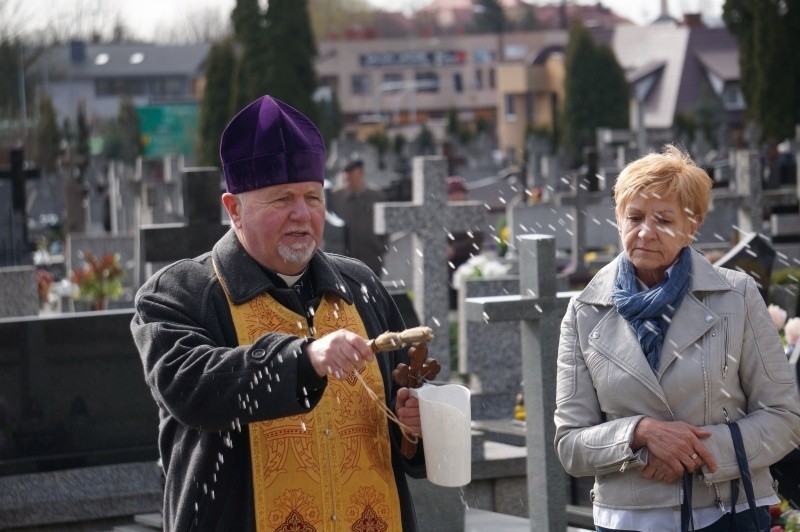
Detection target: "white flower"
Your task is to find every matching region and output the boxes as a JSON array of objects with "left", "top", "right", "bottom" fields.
[
  {"left": 784, "top": 317, "right": 800, "bottom": 345},
  {"left": 768, "top": 304, "right": 788, "bottom": 331},
  {"left": 452, "top": 254, "right": 511, "bottom": 288}
]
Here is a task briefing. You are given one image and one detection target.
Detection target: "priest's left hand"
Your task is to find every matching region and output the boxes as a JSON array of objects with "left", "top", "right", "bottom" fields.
[{"left": 395, "top": 387, "right": 422, "bottom": 437}]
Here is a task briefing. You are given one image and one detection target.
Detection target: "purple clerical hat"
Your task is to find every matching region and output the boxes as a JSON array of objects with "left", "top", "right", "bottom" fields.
[{"left": 219, "top": 96, "right": 325, "bottom": 193}]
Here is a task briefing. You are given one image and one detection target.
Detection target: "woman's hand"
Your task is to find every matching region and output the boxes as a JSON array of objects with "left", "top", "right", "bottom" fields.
[
  {"left": 632, "top": 417, "right": 717, "bottom": 477},
  {"left": 641, "top": 454, "right": 682, "bottom": 483},
  {"left": 395, "top": 387, "right": 421, "bottom": 438}
]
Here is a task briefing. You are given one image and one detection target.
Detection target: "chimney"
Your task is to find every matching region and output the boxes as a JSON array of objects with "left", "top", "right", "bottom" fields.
[{"left": 683, "top": 13, "right": 705, "bottom": 28}]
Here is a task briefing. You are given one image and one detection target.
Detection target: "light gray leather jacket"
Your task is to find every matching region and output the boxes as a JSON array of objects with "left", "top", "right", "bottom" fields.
[{"left": 554, "top": 249, "right": 800, "bottom": 510}]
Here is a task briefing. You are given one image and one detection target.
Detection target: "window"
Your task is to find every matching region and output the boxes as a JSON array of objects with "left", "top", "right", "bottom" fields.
[
  {"left": 382, "top": 72, "right": 404, "bottom": 93},
  {"left": 489, "top": 68, "right": 496, "bottom": 90},
  {"left": 415, "top": 72, "right": 438, "bottom": 93},
  {"left": 351, "top": 74, "right": 372, "bottom": 95},
  {"left": 722, "top": 83, "right": 745, "bottom": 110},
  {"left": 453, "top": 72, "right": 463, "bottom": 93},
  {"left": 474, "top": 69, "right": 483, "bottom": 90},
  {"left": 504, "top": 94, "right": 516, "bottom": 121}
]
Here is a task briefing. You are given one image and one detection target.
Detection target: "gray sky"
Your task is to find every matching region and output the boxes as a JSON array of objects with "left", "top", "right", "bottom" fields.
[{"left": 16, "top": 0, "right": 726, "bottom": 41}]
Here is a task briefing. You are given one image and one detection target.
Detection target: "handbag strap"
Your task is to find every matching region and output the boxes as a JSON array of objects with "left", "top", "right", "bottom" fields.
[
  {"left": 727, "top": 421, "right": 762, "bottom": 531},
  {"left": 681, "top": 470, "right": 694, "bottom": 531}
]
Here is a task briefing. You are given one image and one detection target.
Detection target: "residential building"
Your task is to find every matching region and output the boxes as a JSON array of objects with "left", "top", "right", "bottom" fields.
[
  {"left": 33, "top": 41, "right": 209, "bottom": 126},
  {"left": 495, "top": 16, "right": 743, "bottom": 154},
  {"left": 316, "top": 30, "right": 569, "bottom": 141}
]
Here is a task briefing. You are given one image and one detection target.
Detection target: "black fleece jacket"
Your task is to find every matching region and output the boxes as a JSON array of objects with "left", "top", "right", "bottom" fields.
[{"left": 131, "top": 229, "right": 425, "bottom": 531}]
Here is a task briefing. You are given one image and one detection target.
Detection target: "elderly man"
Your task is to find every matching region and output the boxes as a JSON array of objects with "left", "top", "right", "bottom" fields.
[{"left": 131, "top": 96, "right": 425, "bottom": 531}]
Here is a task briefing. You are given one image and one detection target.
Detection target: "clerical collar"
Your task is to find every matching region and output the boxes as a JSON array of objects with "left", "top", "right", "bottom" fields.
[{"left": 276, "top": 269, "right": 306, "bottom": 288}]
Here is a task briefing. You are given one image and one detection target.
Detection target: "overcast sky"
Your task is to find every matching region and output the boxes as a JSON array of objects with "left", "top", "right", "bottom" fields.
[{"left": 14, "top": 0, "right": 726, "bottom": 41}]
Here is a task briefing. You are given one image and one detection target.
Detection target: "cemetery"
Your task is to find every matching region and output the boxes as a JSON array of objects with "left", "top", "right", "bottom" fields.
[{"left": 1, "top": 126, "right": 800, "bottom": 531}]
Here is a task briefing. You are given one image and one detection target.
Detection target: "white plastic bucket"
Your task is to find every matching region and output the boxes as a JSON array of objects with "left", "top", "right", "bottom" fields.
[{"left": 410, "top": 383, "right": 472, "bottom": 487}]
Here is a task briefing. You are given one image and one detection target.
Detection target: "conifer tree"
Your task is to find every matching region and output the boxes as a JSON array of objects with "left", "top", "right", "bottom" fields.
[
  {"left": 723, "top": 0, "right": 800, "bottom": 141},
  {"left": 198, "top": 38, "right": 236, "bottom": 166},
  {"left": 262, "top": 0, "right": 319, "bottom": 123},
  {"left": 230, "top": 0, "right": 264, "bottom": 111},
  {"left": 35, "top": 95, "right": 60, "bottom": 174},
  {"left": 317, "top": 89, "right": 343, "bottom": 146},
  {"left": 76, "top": 103, "right": 90, "bottom": 175},
  {"left": 562, "top": 19, "right": 628, "bottom": 162}
]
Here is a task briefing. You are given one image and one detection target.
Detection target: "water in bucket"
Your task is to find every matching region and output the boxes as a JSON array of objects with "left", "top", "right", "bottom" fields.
[{"left": 410, "top": 383, "right": 471, "bottom": 487}]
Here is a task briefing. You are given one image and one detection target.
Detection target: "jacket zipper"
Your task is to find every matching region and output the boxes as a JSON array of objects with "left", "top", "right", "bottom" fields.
[
  {"left": 721, "top": 316, "right": 729, "bottom": 381},
  {"left": 711, "top": 407, "right": 734, "bottom": 513}
]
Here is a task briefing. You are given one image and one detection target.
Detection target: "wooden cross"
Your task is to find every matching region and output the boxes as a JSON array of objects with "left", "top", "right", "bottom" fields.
[{"left": 390, "top": 342, "right": 441, "bottom": 459}]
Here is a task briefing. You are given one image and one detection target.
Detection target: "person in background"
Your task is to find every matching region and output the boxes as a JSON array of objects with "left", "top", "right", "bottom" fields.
[
  {"left": 554, "top": 144, "right": 800, "bottom": 531},
  {"left": 328, "top": 158, "right": 388, "bottom": 277},
  {"left": 131, "top": 95, "right": 426, "bottom": 531},
  {"left": 446, "top": 176, "right": 483, "bottom": 310}
]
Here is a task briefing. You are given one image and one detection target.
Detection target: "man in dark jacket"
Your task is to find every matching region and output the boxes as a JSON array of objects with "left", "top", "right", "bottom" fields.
[
  {"left": 131, "top": 95, "right": 426, "bottom": 531},
  {"left": 327, "top": 158, "right": 388, "bottom": 277}
]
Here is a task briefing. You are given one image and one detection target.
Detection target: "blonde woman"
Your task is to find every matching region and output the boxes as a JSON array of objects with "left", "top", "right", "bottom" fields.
[{"left": 554, "top": 145, "right": 800, "bottom": 531}]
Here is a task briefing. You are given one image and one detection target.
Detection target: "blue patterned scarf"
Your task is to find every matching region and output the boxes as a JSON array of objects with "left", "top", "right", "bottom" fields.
[{"left": 611, "top": 247, "right": 692, "bottom": 373}]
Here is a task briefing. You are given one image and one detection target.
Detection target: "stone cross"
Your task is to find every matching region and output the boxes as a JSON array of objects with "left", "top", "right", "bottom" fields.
[
  {"left": 733, "top": 150, "right": 763, "bottom": 234},
  {"left": 375, "top": 156, "right": 488, "bottom": 378},
  {"left": 138, "top": 167, "right": 227, "bottom": 281},
  {"left": 464, "top": 234, "right": 573, "bottom": 531},
  {"left": 556, "top": 172, "right": 609, "bottom": 281}
]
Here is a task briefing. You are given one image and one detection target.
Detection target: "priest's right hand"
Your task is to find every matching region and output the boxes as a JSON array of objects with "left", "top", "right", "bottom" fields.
[{"left": 306, "top": 329, "right": 375, "bottom": 380}]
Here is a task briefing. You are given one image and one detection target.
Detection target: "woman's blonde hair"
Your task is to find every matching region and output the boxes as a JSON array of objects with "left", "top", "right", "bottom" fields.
[{"left": 613, "top": 144, "right": 713, "bottom": 226}]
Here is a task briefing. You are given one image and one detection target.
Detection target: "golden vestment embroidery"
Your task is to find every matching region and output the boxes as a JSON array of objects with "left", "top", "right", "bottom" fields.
[{"left": 221, "top": 283, "right": 402, "bottom": 532}]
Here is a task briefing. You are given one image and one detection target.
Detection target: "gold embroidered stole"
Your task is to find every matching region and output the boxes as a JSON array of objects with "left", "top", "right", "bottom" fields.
[{"left": 222, "top": 287, "right": 402, "bottom": 531}]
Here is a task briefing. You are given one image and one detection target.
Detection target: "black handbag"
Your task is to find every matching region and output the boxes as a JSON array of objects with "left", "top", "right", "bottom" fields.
[{"left": 680, "top": 421, "right": 768, "bottom": 532}]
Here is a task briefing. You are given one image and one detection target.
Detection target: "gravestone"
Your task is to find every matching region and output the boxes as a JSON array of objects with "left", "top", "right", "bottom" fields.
[
  {"left": 734, "top": 150, "right": 763, "bottom": 234},
  {"left": 375, "top": 156, "right": 489, "bottom": 378},
  {"left": 0, "top": 266, "right": 38, "bottom": 318},
  {"left": 0, "top": 310, "right": 160, "bottom": 527},
  {"left": 457, "top": 276, "right": 520, "bottom": 420},
  {"left": 464, "top": 234, "right": 574, "bottom": 531},
  {"left": 139, "top": 167, "right": 228, "bottom": 282},
  {"left": 0, "top": 148, "right": 40, "bottom": 266},
  {"left": 508, "top": 196, "right": 618, "bottom": 261},
  {"left": 713, "top": 231, "right": 776, "bottom": 303},
  {"left": 555, "top": 170, "right": 611, "bottom": 280}
]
